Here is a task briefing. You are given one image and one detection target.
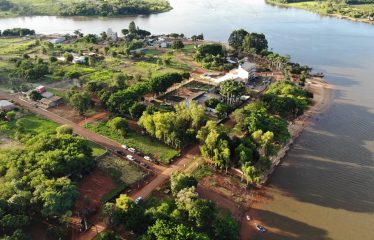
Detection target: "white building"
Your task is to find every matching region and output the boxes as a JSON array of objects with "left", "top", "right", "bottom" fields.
[
  {"left": 73, "top": 56, "right": 86, "bottom": 64},
  {"left": 203, "top": 59, "right": 256, "bottom": 85},
  {"left": 107, "top": 28, "right": 118, "bottom": 41}
]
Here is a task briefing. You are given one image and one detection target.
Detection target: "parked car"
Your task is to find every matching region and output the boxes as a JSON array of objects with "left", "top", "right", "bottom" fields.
[
  {"left": 135, "top": 196, "right": 143, "bottom": 204},
  {"left": 128, "top": 148, "right": 136, "bottom": 153},
  {"left": 126, "top": 155, "right": 134, "bottom": 161},
  {"left": 116, "top": 150, "right": 124, "bottom": 156},
  {"left": 144, "top": 156, "right": 152, "bottom": 161},
  {"left": 121, "top": 145, "right": 128, "bottom": 149}
]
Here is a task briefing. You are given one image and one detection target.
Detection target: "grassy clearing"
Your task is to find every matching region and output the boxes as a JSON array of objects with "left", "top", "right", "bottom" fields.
[
  {"left": 0, "top": 114, "right": 59, "bottom": 136},
  {"left": 98, "top": 155, "right": 144, "bottom": 185},
  {"left": 86, "top": 141, "right": 107, "bottom": 158},
  {"left": 86, "top": 121, "right": 180, "bottom": 164},
  {"left": 192, "top": 164, "right": 214, "bottom": 181}
]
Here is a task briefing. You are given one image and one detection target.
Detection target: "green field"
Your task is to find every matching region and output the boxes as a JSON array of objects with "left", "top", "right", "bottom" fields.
[
  {"left": 0, "top": 114, "right": 59, "bottom": 136},
  {"left": 86, "top": 121, "right": 180, "bottom": 164},
  {"left": 98, "top": 155, "right": 144, "bottom": 185}
]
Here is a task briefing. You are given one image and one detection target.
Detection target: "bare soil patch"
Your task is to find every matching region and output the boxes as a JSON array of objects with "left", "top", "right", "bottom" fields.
[{"left": 75, "top": 168, "right": 117, "bottom": 211}]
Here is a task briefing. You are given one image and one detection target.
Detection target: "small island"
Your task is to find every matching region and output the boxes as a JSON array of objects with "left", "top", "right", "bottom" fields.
[
  {"left": 0, "top": 0, "right": 172, "bottom": 17},
  {"left": 267, "top": 0, "right": 374, "bottom": 24}
]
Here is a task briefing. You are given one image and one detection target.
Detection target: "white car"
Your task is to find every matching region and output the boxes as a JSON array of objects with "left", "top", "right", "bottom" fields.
[
  {"left": 128, "top": 148, "right": 136, "bottom": 153},
  {"left": 144, "top": 156, "right": 152, "bottom": 161},
  {"left": 255, "top": 224, "right": 267, "bottom": 233},
  {"left": 126, "top": 155, "right": 134, "bottom": 161},
  {"left": 246, "top": 215, "right": 251, "bottom": 221},
  {"left": 121, "top": 145, "right": 128, "bottom": 149}
]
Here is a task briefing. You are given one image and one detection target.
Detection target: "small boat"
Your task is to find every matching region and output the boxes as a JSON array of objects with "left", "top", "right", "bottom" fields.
[
  {"left": 312, "top": 72, "right": 324, "bottom": 78},
  {"left": 255, "top": 224, "right": 267, "bottom": 233}
]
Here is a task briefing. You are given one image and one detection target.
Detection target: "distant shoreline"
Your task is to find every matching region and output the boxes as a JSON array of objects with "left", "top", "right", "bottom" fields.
[
  {"left": 0, "top": 0, "right": 172, "bottom": 18},
  {"left": 266, "top": 0, "right": 374, "bottom": 25}
]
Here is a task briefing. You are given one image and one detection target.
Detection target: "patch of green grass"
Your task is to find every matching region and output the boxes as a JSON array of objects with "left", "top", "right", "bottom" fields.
[
  {"left": 192, "top": 164, "right": 213, "bottom": 181},
  {"left": 4, "top": 114, "right": 59, "bottom": 136},
  {"left": 86, "top": 141, "right": 107, "bottom": 158},
  {"left": 98, "top": 155, "right": 144, "bottom": 185},
  {"left": 86, "top": 121, "right": 180, "bottom": 164},
  {"left": 100, "top": 183, "right": 128, "bottom": 204}
]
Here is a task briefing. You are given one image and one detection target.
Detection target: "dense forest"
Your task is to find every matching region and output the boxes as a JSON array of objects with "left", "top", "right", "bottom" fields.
[
  {"left": 0, "top": 115, "right": 95, "bottom": 238},
  {"left": 0, "top": 0, "right": 171, "bottom": 17}
]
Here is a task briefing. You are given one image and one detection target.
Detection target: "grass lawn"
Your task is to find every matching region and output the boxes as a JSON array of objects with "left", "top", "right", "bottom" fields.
[
  {"left": 98, "top": 155, "right": 144, "bottom": 185},
  {"left": 86, "top": 121, "right": 180, "bottom": 164},
  {"left": 2, "top": 114, "right": 60, "bottom": 136},
  {"left": 86, "top": 141, "right": 107, "bottom": 158}
]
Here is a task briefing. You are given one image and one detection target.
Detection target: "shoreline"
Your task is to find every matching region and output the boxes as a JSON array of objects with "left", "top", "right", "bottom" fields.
[
  {"left": 266, "top": 1, "right": 374, "bottom": 25},
  {"left": 240, "top": 76, "right": 334, "bottom": 239}
]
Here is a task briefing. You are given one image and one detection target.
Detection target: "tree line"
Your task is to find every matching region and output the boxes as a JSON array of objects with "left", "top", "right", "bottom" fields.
[
  {"left": 0, "top": 123, "right": 94, "bottom": 239},
  {"left": 98, "top": 172, "right": 239, "bottom": 240}
]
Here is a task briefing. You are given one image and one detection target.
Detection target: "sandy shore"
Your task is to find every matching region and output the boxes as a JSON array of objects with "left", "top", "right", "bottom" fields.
[{"left": 240, "top": 77, "right": 334, "bottom": 239}]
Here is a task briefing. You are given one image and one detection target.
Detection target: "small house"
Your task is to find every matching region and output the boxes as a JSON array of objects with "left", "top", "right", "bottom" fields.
[
  {"left": 238, "top": 61, "right": 256, "bottom": 82},
  {"left": 39, "top": 96, "right": 63, "bottom": 109},
  {"left": 0, "top": 100, "right": 15, "bottom": 112}
]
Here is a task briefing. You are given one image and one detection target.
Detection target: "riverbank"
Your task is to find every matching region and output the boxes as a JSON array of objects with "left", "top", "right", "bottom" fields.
[
  {"left": 266, "top": 0, "right": 374, "bottom": 25},
  {"left": 0, "top": 0, "right": 172, "bottom": 18},
  {"left": 240, "top": 76, "right": 333, "bottom": 239}
]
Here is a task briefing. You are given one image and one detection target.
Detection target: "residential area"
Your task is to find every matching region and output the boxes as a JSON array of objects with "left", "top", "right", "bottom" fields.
[{"left": 0, "top": 24, "right": 319, "bottom": 240}]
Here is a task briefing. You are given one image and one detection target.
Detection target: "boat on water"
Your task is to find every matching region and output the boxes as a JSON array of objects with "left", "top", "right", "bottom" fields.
[{"left": 312, "top": 72, "right": 325, "bottom": 78}]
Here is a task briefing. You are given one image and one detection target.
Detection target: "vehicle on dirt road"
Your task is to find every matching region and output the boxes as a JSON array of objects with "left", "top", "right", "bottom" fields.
[{"left": 255, "top": 224, "right": 267, "bottom": 233}]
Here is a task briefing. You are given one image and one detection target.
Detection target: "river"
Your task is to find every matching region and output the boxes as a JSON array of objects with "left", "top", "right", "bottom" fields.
[{"left": 1, "top": 0, "right": 373, "bottom": 239}]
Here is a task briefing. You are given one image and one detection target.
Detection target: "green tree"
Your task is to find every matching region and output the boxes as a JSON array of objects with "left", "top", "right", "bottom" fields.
[
  {"left": 121, "top": 29, "right": 129, "bottom": 35},
  {"left": 172, "top": 40, "right": 184, "bottom": 49},
  {"left": 242, "top": 33, "right": 268, "bottom": 54},
  {"left": 213, "top": 211, "right": 239, "bottom": 240},
  {"left": 171, "top": 173, "right": 198, "bottom": 197},
  {"left": 129, "top": 21, "right": 136, "bottom": 34},
  {"left": 64, "top": 53, "right": 74, "bottom": 62},
  {"left": 69, "top": 92, "right": 91, "bottom": 115},
  {"left": 219, "top": 80, "right": 245, "bottom": 105},
  {"left": 56, "top": 124, "right": 73, "bottom": 135},
  {"left": 33, "top": 177, "right": 78, "bottom": 217},
  {"left": 5, "top": 111, "right": 16, "bottom": 121},
  {"left": 228, "top": 29, "right": 248, "bottom": 50},
  {"left": 241, "top": 162, "right": 260, "bottom": 186},
  {"left": 106, "top": 117, "right": 128, "bottom": 137},
  {"left": 28, "top": 90, "right": 42, "bottom": 101},
  {"left": 129, "top": 102, "right": 146, "bottom": 119}
]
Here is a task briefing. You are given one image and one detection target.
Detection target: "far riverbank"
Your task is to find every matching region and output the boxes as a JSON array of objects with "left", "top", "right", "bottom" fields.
[{"left": 266, "top": 0, "right": 374, "bottom": 25}]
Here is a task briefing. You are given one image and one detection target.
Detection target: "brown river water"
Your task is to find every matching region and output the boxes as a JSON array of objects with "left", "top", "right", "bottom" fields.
[{"left": 0, "top": 0, "right": 373, "bottom": 239}]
